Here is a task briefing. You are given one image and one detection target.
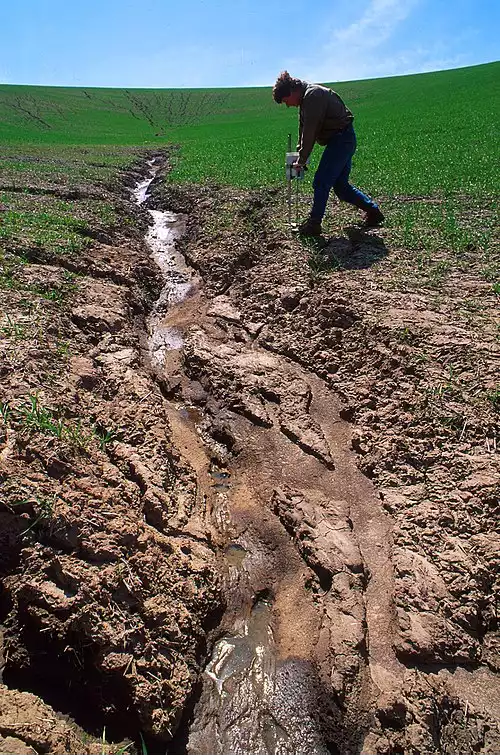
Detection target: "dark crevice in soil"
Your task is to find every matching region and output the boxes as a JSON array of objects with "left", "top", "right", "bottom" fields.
[
  {"left": 233, "top": 403, "right": 273, "bottom": 428},
  {"left": 4, "top": 634, "right": 136, "bottom": 743},
  {"left": 0, "top": 726, "right": 44, "bottom": 755},
  {"left": 3, "top": 614, "right": 173, "bottom": 752},
  {"left": 167, "top": 678, "right": 203, "bottom": 754},
  {"left": 280, "top": 424, "right": 335, "bottom": 469},
  {"left": 0, "top": 531, "right": 23, "bottom": 583},
  {"left": 407, "top": 659, "right": 484, "bottom": 674},
  {"left": 166, "top": 597, "right": 227, "bottom": 753}
]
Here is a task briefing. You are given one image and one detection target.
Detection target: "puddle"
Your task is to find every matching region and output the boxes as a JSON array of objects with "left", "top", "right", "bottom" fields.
[
  {"left": 133, "top": 161, "right": 197, "bottom": 367},
  {"left": 225, "top": 543, "right": 246, "bottom": 568},
  {"left": 188, "top": 595, "right": 329, "bottom": 755},
  {"left": 132, "top": 158, "right": 158, "bottom": 204},
  {"left": 178, "top": 405, "right": 204, "bottom": 425},
  {"left": 210, "top": 468, "right": 231, "bottom": 492},
  {"left": 147, "top": 322, "right": 184, "bottom": 365},
  {"left": 205, "top": 597, "right": 274, "bottom": 696},
  {"left": 146, "top": 210, "right": 193, "bottom": 303}
]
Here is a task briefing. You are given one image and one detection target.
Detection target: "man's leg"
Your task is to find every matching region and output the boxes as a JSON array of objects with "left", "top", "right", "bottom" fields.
[
  {"left": 299, "top": 135, "right": 354, "bottom": 235},
  {"left": 333, "top": 159, "right": 378, "bottom": 211},
  {"left": 333, "top": 132, "right": 384, "bottom": 226},
  {"left": 309, "top": 133, "right": 354, "bottom": 222}
]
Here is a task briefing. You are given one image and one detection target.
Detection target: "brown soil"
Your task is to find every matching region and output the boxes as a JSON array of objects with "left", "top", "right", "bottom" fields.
[
  {"left": 1, "top": 160, "right": 499, "bottom": 754},
  {"left": 0, "top": 163, "right": 222, "bottom": 752},
  {"left": 152, "top": 178, "right": 499, "bottom": 753}
]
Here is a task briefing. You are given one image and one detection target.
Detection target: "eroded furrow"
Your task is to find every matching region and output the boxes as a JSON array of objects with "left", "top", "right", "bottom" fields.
[
  {"left": 147, "top": 177, "right": 500, "bottom": 754},
  {"left": 2, "top": 159, "right": 498, "bottom": 755},
  {"left": 155, "top": 293, "right": 396, "bottom": 752}
]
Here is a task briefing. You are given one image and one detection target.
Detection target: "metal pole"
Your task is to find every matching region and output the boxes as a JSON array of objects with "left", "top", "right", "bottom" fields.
[
  {"left": 287, "top": 133, "right": 292, "bottom": 230},
  {"left": 295, "top": 172, "right": 299, "bottom": 227},
  {"left": 296, "top": 110, "right": 300, "bottom": 229}
]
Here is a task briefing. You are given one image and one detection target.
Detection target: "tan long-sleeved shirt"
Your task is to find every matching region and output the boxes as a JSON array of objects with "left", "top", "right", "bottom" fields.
[{"left": 297, "top": 83, "right": 353, "bottom": 165}]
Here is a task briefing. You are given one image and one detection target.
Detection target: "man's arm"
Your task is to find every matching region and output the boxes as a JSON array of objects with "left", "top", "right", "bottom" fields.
[{"left": 297, "top": 89, "right": 328, "bottom": 165}]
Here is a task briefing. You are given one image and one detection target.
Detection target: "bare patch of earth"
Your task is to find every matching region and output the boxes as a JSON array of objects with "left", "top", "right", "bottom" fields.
[
  {"left": 149, "top": 178, "right": 499, "bottom": 753},
  {"left": 1, "top": 157, "right": 499, "bottom": 754}
]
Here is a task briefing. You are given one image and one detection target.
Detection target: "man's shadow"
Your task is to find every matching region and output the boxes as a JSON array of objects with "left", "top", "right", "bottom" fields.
[{"left": 303, "top": 225, "right": 388, "bottom": 271}]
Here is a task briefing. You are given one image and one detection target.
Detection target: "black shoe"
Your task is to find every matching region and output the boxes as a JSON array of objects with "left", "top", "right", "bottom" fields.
[
  {"left": 298, "top": 217, "right": 322, "bottom": 236},
  {"left": 363, "top": 207, "right": 385, "bottom": 227}
]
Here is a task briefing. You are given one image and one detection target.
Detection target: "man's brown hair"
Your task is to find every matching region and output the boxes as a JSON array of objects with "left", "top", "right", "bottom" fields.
[{"left": 272, "top": 71, "right": 303, "bottom": 103}]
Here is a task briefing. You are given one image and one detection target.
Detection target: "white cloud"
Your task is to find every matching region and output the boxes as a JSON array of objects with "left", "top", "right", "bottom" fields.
[
  {"left": 332, "top": 0, "right": 419, "bottom": 49},
  {"left": 303, "top": 47, "right": 467, "bottom": 85},
  {"left": 284, "top": 0, "right": 469, "bottom": 84}
]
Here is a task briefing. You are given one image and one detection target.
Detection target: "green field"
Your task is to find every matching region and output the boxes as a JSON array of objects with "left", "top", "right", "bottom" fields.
[
  {"left": 0, "top": 62, "right": 498, "bottom": 290},
  {"left": 1, "top": 62, "right": 499, "bottom": 195}
]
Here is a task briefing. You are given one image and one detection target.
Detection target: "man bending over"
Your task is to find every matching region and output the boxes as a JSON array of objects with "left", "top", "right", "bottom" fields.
[{"left": 273, "top": 71, "right": 384, "bottom": 236}]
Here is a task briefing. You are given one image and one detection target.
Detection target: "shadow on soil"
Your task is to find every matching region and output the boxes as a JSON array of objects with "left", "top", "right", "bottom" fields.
[
  {"left": 303, "top": 225, "right": 388, "bottom": 273},
  {"left": 2, "top": 591, "right": 227, "bottom": 754}
]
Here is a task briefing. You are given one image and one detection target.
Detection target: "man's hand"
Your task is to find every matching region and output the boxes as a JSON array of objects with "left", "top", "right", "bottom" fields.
[{"left": 292, "top": 162, "right": 305, "bottom": 177}]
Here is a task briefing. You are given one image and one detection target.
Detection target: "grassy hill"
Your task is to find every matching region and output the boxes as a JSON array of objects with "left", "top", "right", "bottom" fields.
[
  {"left": 0, "top": 62, "right": 498, "bottom": 275},
  {"left": 0, "top": 62, "right": 499, "bottom": 194}
]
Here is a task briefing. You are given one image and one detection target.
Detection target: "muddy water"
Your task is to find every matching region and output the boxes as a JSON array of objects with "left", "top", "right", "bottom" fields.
[
  {"left": 132, "top": 157, "right": 158, "bottom": 204},
  {"left": 134, "top": 165, "right": 336, "bottom": 753},
  {"left": 190, "top": 605, "right": 330, "bottom": 755},
  {"left": 134, "top": 161, "right": 197, "bottom": 366}
]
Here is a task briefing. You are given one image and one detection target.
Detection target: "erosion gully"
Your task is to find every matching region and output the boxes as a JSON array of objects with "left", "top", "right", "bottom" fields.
[{"left": 134, "top": 161, "right": 402, "bottom": 754}]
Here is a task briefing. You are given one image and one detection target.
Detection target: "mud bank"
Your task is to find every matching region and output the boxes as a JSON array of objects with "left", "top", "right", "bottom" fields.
[
  {"left": 0, "top": 157, "right": 222, "bottom": 753},
  {"left": 147, "top": 176, "right": 500, "bottom": 754},
  {"left": 1, "top": 157, "right": 499, "bottom": 754}
]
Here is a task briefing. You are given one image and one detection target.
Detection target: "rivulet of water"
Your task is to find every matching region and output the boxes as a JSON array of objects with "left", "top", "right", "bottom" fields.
[
  {"left": 133, "top": 160, "right": 197, "bottom": 367},
  {"left": 132, "top": 165, "right": 332, "bottom": 755},
  {"left": 187, "top": 593, "right": 330, "bottom": 755}
]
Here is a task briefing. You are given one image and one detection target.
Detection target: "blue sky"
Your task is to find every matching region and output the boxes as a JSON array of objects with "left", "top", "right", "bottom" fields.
[{"left": 1, "top": 0, "right": 498, "bottom": 88}]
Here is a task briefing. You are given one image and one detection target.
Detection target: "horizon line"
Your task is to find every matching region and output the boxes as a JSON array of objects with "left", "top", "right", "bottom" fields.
[{"left": 0, "top": 59, "right": 498, "bottom": 92}]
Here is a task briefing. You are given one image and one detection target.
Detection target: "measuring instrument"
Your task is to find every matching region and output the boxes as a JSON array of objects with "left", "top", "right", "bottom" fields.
[{"left": 285, "top": 133, "right": 306, "bottom": 234}]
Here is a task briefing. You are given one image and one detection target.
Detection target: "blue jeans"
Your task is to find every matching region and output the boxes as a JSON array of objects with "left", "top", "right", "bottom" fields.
[{"left": 311, "top": 124, "right": 378, "bottom": 221}]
